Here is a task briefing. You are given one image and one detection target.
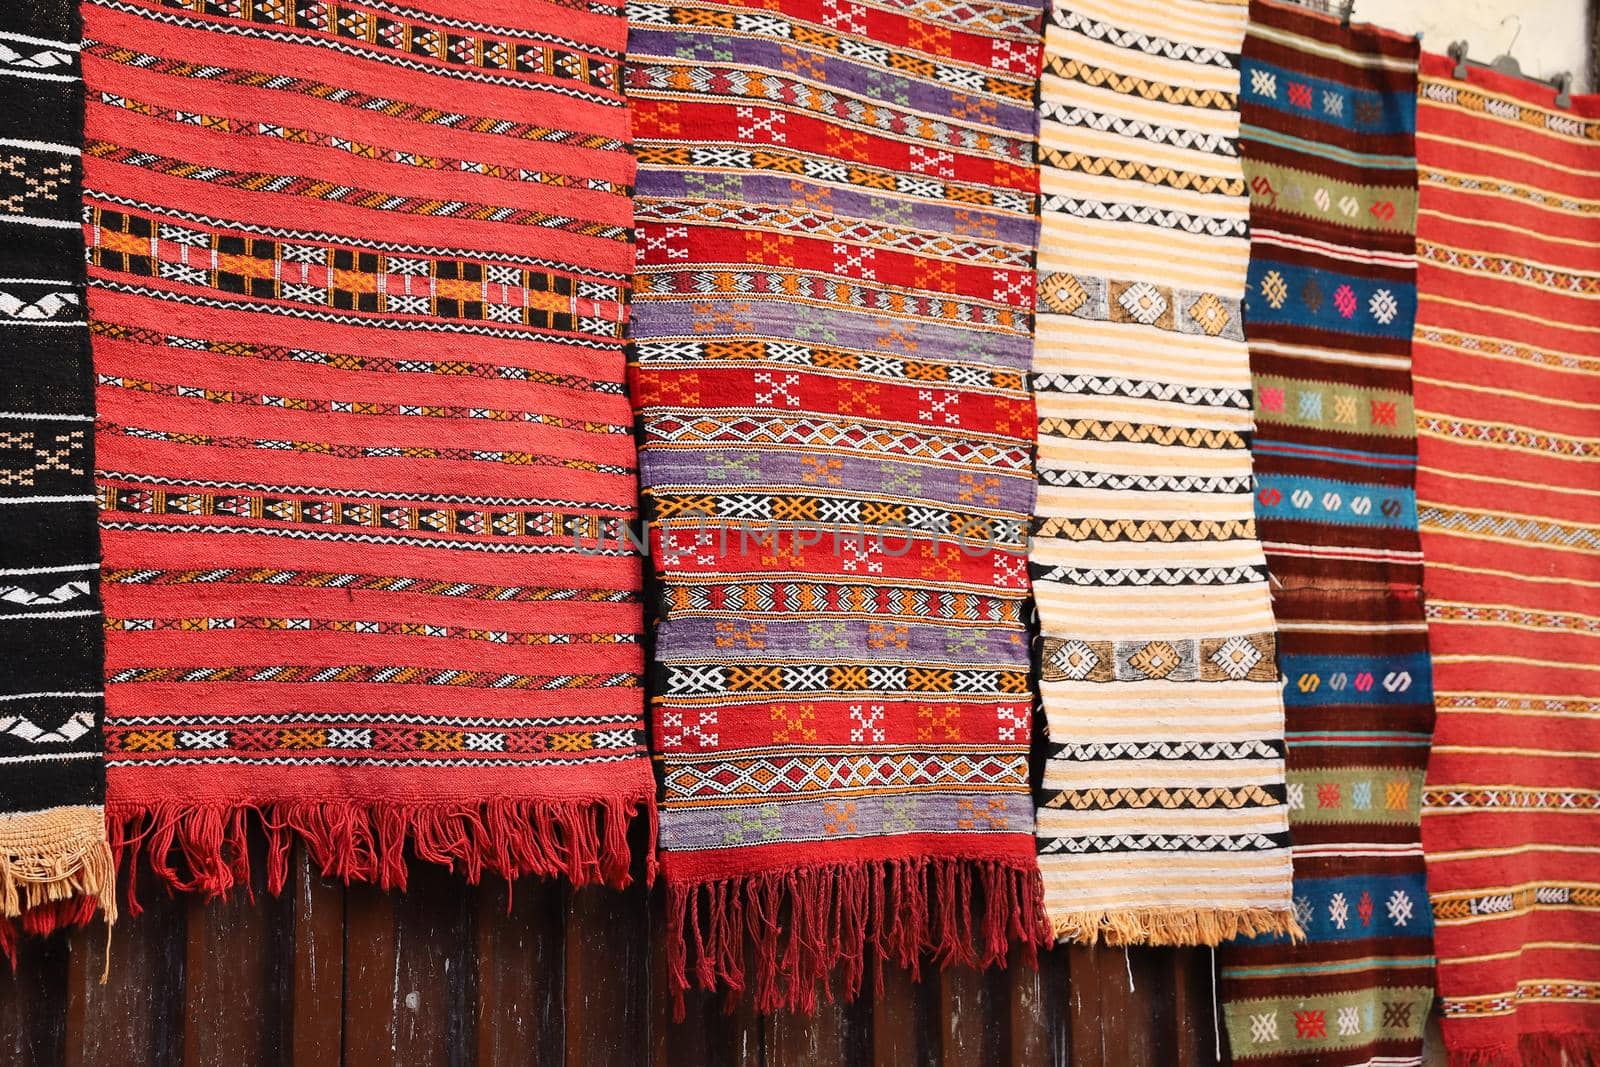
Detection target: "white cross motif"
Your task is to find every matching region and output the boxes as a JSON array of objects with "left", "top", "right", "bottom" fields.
[
  {"left": 641, "top": 224, "right": 689, "bottom": 262},
  {"left": 990, "top": 37, "right": 1031, "bottom": 74},
  {"left": 850, "top": 704, "right": 885, "bottom": 743},
  {"left": 662, "top": 529, "right": 717, "bottom": 567},
  {"left": 755, "top": 371, "right": 801, "bottom": 408},
  {"left": 841, "top": 539, "right": 883, "bottom": 575},
  {"left": 661, "top": 708, "right": 719, "bottom": 748},
  {"left": 1249, "top": 1012, "right": 1279, "bottom": 1044},
  {"left": 1369, "top": 288, "right": 1399, "bottom": 323},
  {"left": 993, "top": 552, "right": 1026, "bottom": 590},
  {"left": 993, "top": 269, "right": 1028, "bottom": 305},
  {"left": 918, "top": 389, "right": 960, "bottom": 426},
  {"left": 1336, "top": 1006, "right": 1360, "bottom": 1036},
  {"left": 833, "top": 242, "right": 876, "bottom": 280},
  {"left": 996, "top": 705, "right": 1027, "bottom": 741},
  {"left": 1249, "top": 69, "right": 1277, "bottom": 98},
  {"left": 735, "top": 105, "right": 786, "bottom": 144},
  {"left": 1287, "top": 782, "right": 1305, "bottom": 810},
  {"left": 1329, "top": 891, "right": 1350, "bottom": 929},
  {"left": 821, "top": 0, "right": 866, "bottom": 34},
  {"left": 1387, "top": 889, "right": 1414, "bottom": 926},
  {"left": 908, "top": 145, "right": 955, "bottom": 177}
]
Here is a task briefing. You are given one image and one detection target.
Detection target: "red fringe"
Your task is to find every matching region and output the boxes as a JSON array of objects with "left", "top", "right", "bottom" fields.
[
  {"left": 0, "top": 896, "right": 100, "bottom": 968},
  {"left": 666, "top": 858, "right": 1049, "bottom": 1017},
  {"left": 1448, "top": 1032, "right": 1600, "bottom": 1067},
  {"left": 108, "top": 796, "right": 656, "bottom": 914}
]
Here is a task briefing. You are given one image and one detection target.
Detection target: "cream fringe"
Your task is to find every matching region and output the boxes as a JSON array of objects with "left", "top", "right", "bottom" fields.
[
  {"left": 0, "top": 805, "right": 117, "bottom": 924},
  {"left": 1051, "top": 905, "right": 1304, "bottom": 946}
]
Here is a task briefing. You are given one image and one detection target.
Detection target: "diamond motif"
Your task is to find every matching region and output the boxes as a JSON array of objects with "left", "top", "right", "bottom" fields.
[
  {"left": 1209, "top": 636, "right": 1261, "bottom": 679},
  {"left": 1051, "top": 639, "right": 1099, "bottom": 681},
  {"left": 1186, "top": 292, "right": 1230, "bottom": 336},
  {"left": 1260, "top": 270, "right": 1288, "bottom": 309},
  {"left": 1370, "top": 288, "right": 1398, "bottom": 324},
  {"left": 1301, "top": 279, "right": 1323, "bottom": 313},
  {"left": 1116, "top": 281, "right": 1167, "bottom": 324},
  {"left": 1126, "top": 640, "right": 1180, "bottom": 679},
  {"left": 1039, "top": 272, "right": 1089, "bottom": 315}
]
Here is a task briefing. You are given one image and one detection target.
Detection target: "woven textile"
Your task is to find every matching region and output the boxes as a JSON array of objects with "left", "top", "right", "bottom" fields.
[
  {"left": 1414, "top": 53, "right": 1600, "bottom": 1067},
  {"left": 627, "top": 0, "right": 1049, "bottom": 1012},
  {"left": 1030, "top": 0, "right": 1298, "bottom": 944},
  {"left": 83, "top": 0, "right": 651, "bottom": 897},
  {"left": 0, "top": 0, "right": 115, "bottom": 944},
  {"left": 1219, "top": 6, "right": 1435, "bottom": 1065}
]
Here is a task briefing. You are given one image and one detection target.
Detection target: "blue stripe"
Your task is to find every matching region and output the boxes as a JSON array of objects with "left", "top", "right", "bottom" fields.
[
  {"left": 1246, "top": 872, "right": 1433, "bottom": 945},
  {"left": 1255, "top": 473, "right": 1416, "bottom": 530},
  {"left": 1280, "top": 653, "right": 1435, "bottom": 707},
  {"left": 1247, "top": 259, "right": 1416, "bottom": 339},
  {"left": 1253, "top": 439, "right": 1417, "bottom": 470},
  {"left": 1241, "top": 58, "right": 1417, "bottom": 134},
  {"left": 1242, "top": 125, "right": 1416, "bottom": 169}
]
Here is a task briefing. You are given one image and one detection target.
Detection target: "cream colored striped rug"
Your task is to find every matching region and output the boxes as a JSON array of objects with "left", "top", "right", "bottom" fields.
[{"left": 1030, "top": 0, "right": 1300, "bottom": 945}]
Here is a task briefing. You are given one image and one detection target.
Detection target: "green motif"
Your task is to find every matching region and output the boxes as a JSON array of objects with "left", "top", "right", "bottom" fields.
[
  {"left": 807, "top": 622, "right": 851, "bottom": 650},
  {"left": 721, "top": 804, "right": 783, "bottom": 845}
]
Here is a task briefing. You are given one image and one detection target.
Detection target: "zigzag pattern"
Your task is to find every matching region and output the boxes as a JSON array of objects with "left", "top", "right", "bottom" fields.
[
  {"left": 1041, "top": 195, "right": 1247, "bottom": 237},
  {"left": 1050, "top": 8, "right": 1234, "bottom": 69},
  {"left": 1033, "top": 516, "right": 1257, "bottom": 543},
  {"left": 1037, "top": 468, "right": 1251, "bottom": 494},
  {"left": 1038, "top": 100, "right": 1238, "bottom": 155},
  {"left": 1038, "top": 831, "right": 1289, "bottom": 855},
  {"left": 1044, "top": 57, "right": 1238, "bottom": 110},
  {"left": 1041, "top": 148, "right": 1246, "bottom": 196},
  {"left": 1031, "top": 373, "right": 1251, "bottom": 409},
  {"left": 1043, "top": 784, "right": 1281, "bottom": 811},
  {"left": 1038, "top": 418, "right": 1248, "bottom": 449},
  {"left": 1028, "top": 564, "right": 1268, "bottom": 586},
  {"left": 1046, "top": 740, "right": 1285, "bottom": 762}
]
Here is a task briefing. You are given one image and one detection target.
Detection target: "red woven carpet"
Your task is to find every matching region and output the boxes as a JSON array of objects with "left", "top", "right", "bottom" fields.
[
  {"left": 1414, "top": 52, "right": 1600, "bottom": 1066},
  {"left": 82, "top": 0, "right": 651, "bottom": 896}
]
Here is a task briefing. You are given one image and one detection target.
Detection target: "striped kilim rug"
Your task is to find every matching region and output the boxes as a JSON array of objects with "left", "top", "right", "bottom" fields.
[
  {"left": 627, "top": 0, "right": 1050, "bottom": 1013},
  {"left": 1219, "top": 5, "right": 1435, "bottom": 1065},
  {"left": 1030, "top": 0, "right": 1298, "bottom": 945},
  {"left": 0, "top": 0, "right": 115, "bottom": 946},
  {"left": 83, "top": 0, "right": 652, "bottom": 897},
  {"left": 1413, "top": 52, "right": 1600, "bottom": 1067}
]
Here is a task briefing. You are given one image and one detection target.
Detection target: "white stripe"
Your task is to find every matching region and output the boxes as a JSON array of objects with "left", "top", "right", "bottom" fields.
[
  {"left": 0, "top": 610, "right": 98, "bottom": 621},
  {"left": 0, "top": 563, "right": 96, "bottom": 577},
  {"left": 0, "top": 31, "right": 79, "bottom": 51},
  {"left": 0, "top": 691, "right": 102, "bottom": 702},
  {"left": 1247, "top": 23, "right": 1415, "bottom": 72},
  {"left": 0, "top": 495, "right": 95, "bottom": 504},
  {"left": 1250, "top": 339, "right": 1412, "bottom": 370},
  {"left": 0, "top": 277, "right": 80, "bottom": 284},
  {"left": 0, "top": 137, "right": 79, "bottom": 156},
  {"left": 1253, "top": 228, "right": 1416, "bottom": 269},
  {"left": 0, "top": 752, "right": 101, "bottom": 765},
  {"left": 0, "top": 215, "right": 81, "bottom": 230},
  {"left": 0, "top": 69, "right": 78, "bottom": 84},
  {"left": 0, "top": 412, "right": 93, "bottom": 421},
  {"left": 0, "top": 319, "right": 87, "bottom": 326}
]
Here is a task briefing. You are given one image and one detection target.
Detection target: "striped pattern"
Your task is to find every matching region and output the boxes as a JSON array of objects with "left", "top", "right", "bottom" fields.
[
  {"left": 0, "top": 0, "right": 115, "bottom": 946},
  {"left": 1031, "top": 0, "right": 1297, "bottom": 945},
  {"left": 1219, "top": 6, "right": 1434, "bottom": 1065},
  {"left": 628, "top": 0, "right": 1050, "bottom": 1013},
  {"left": 84, "top": 0, "right": 651, "bottom": 897},
  {"left": 1413, "top": 52, "right": 1600, "bottom": 1066}
]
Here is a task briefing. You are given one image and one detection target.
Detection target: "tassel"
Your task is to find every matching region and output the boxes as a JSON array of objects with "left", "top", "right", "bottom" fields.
[
  {"left": 108, "top": 794, "right": 656, "bottom": 901},
  {"left": 1050, "top": 905, "right": 1305, "bottom": 947},
  {"left": 667, "top": 858, "right": 1050, "bottom": 1015}
]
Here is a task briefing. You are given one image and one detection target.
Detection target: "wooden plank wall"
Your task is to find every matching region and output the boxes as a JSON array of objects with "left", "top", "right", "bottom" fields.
[{"left": 0, "top": 825, "right": 1225, "bottom": 1067}]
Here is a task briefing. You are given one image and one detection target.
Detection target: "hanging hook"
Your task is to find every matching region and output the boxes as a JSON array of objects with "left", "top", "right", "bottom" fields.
[
  {"left": 1340, "top": 0, "right": 1354, "bottom": 28},
  {"left": 1490, "top": 15, "right": 1526, "bottom": 79},
  {"left": 1447, "top": 40, "right": 1471, "bottom": 81}
]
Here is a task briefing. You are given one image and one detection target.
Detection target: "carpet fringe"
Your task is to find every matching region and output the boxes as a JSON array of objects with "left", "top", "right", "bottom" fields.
[
  {"left": 108, "top": 795, "right": 657, "bottom": 913},
  {"left": 0, "top": 806, "right": 117, "bottom": 964},
  {"left": 1447, "top": 1032, "right": 1600, "bottom": 1067},
  {"left": 666, "top": 857, "right": 1050, "bottom": 1017},
  {"left": 1050, "top": 905, "right": 1305, "bottom": 946}
]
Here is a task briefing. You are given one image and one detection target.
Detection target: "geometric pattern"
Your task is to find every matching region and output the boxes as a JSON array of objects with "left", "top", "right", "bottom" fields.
[
  {"left": 1220, "top": 8, "right": 1433, "bottom": 1065},
  {"left": 1031, "top": 0, "right": 1297, "bottom": 948},
  {"left": 84, "top": 0, "right": 650, "bottom": 900},
  {"left": 629, "top": 0, "right": 1048, "bottom": 1014}
]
